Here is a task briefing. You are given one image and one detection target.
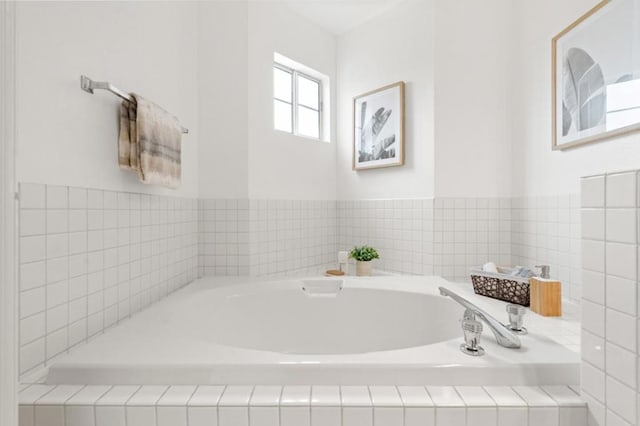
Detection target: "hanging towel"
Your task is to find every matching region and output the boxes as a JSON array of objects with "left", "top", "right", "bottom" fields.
[{"left": 118, "top": 94, "right": 182, "bottom": 188}]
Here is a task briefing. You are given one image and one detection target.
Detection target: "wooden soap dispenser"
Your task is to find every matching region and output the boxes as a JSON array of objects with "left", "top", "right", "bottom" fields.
[{"left": 530, "top": 265, "right": 562, "bottom": 317}]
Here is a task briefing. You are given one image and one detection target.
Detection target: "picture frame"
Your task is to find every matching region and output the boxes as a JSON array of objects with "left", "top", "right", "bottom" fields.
[
  {"left": 552, "top": 0, "right": 640, "bottom": 150},
  {"left": 352, "top": 81, "right": 405, "bottom": 170}
]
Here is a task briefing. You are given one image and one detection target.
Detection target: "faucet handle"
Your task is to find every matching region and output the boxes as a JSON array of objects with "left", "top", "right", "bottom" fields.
[
  {"left": 460, "top": 319, "right": 485, "bottom": 356},
  {"left": 506, "top": 304, "right": 528, "bottom": 335}
]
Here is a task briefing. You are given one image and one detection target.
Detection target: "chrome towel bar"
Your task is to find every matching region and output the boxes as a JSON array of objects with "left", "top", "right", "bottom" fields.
[{"left": 80, "top": 75, "right": 188, "bottom": 134}]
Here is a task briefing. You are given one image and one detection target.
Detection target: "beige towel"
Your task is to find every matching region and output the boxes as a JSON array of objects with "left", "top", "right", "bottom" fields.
[{"left": 118, "top": 94, "right": 182, "bottom": 188}]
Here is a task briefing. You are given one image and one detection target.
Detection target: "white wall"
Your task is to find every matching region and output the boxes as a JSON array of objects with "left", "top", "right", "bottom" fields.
[
  {"left": 336, "top": 0, "right": 436, "bottom": 200},
  {"left": 434, "top": 0, "right": 514, "bottom": 198},
  {"left": 15, "top": 1, "right": 199, "bottom": 198},
  {"left": 512, "top": 0, "right": 640, "bottom": 197},
  {"left": 198, "top": 1, "right": 249, "bottom": 199},
  {"left": 247, "top": 2, "right": 337, "bottom": 200}
]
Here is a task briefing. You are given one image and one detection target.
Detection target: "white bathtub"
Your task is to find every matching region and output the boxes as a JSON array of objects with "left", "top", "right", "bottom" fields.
[{"left": 46, "top": 276, "right": 579, "bottom": 386}]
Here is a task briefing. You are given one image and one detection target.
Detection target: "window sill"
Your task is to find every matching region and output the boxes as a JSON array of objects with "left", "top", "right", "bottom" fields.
[{"left": 273, "top": 128, "right": 331, "bottom": 144}]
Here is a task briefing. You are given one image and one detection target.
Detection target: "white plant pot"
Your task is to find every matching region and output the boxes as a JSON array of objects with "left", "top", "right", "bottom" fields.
[{"left": 356, "top": 260, "right": 373, "bottom": 276}]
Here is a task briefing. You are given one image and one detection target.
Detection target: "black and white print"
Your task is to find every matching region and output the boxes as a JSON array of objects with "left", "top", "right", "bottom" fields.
[
  {"left": 353, "top": 82, "right": 404, "bottom": 170},
  {"left": 554, "top": 0, "right": 640, "bottom": 148}
]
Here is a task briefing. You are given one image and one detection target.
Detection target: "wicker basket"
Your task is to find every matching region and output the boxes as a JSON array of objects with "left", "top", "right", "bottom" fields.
[{"left": 469, "top": 268, "right": 530, "bottom": 306}]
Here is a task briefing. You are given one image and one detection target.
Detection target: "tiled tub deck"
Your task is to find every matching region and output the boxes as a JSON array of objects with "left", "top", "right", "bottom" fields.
[{"left": 20, "top": 383, "right": 585, "bottom": 426}]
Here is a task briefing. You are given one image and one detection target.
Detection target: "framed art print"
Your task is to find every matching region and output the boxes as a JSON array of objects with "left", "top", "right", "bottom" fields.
[
  {"left": 353, "top": 82, "right": 405, "bottom": 170},
  {"left": 552, "top": 0, "right": 640, "bottom": 149}
]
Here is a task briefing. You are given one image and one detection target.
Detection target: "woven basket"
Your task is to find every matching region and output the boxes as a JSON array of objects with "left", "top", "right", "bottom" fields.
[{"left": 470, "top": 268, "right": 530, "bottom": 306}]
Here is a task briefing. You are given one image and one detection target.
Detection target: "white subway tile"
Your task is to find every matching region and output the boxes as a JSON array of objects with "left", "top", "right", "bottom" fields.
[
  {"left": 157, "top": 406, "right": 188, "bottom": 426},
  {"left": 21, "top": 236, "right": 46, "bottom": 264},
  {"left": 606, "top": 243, "right": 636, "bottom": 280},
  {"left": 606, "top": 409, "right": 633, "bottom": 426},
  {"left": 46, "top": 327, "right": 67, "bottom": 358},
  {"left": 20, "top": 287, "right": 45, "bottom": 319},
  {"left": 342, "top": 406, "right": 372, "bottom": 426},
  {"left": 341, "top": 386, "right": 371, "bottom": 407},
  {"left": 582, "top": 270, "right": 605, "bottom": 304},
  {"left": 559, "top": 407, "right": 588, "bottom": 426},
  {"left": 69, "top": 188, "right": 87, "bottom": 209},
  {"left": 496, "top": 407, "right": 527, "bottom": 426},
  {"left": 46, "top": 210, "right": 68, "bottom": 235},
  {"left": 404, "top": 406, "right": 435, "bottom": 426},
  {"left": 605, "top": 343, "right": 636, "bottom": 389},
  {"left": 606, "top": 377, "right": 636, "bottom": 424},
  {"left": 606, "top": 275, "right": 637, "bottom": 316},
  {"left": 529, "top": 407, "right": 559, "bottom": 426},
  {"left": 19, "top": 338, "right": 45, "bottom": 374},
  {"left": 310, "top": 386, "right": 339, "bottom": 407},
  {"left": 369, "top": 386, "right": 402, "bottom": 407},
  {"left": 582, "top": 240, "right": 605, "bottom": 273},
  {"left": 582, "top": 209, "right": 605, "bottom": 240},
  {"left": 606, "top": 209, "right": 636, "bottom": 243},
  {"left": 581, "top": 362, "right": 605, "bottom": 403},
  {"left": 466, "top": 407, "right": 497, "bottom": 426},
  {"left": 188, "top": 386, "right": 224, "bottom": 407},
  {"left": 20, "top": 183, "right": 46, "bottom": 209},
  {"left": 95, "top": 406, "right": 125, "bottom": 426},
  {"left": 281, "top": 403, "right": 311, "bottom": 426},
  {"left": 65, "top": 406, "right": 95, "bottom": 426},
  {"left": 607, "top": 173, "right": 637, "bottom": 208},
  {"left": 582, "top": 300, "right": 605, "bottom": 338},
  {"left": 219, "top": 386, "right": 253, "bottom": 407},
  {"left": 87, "top": 190, "right": 103, "bottom": 209},
  {"left": 20, "top": 261, "right": 45, "bottom": 291},
  {"left": 126, "top": 406, "right": 157, "bottom": 426},
  {"left": 580, "top": 391, "right": 605, "bottom": 426},
  {"left": 218, "top": 407, "right": 248, "bottom": 426},
  {"left": 66, "top": 385, "right": 111, "bottom": 405},
  {"left": 69, "top": 210, "right": 87, "bottom": 233},
  {"left": 250, "top": 406, "right": 278, "bottom": 426},
  {"left": 20, "top": 312, "right": 45, "bottom": 344},
  {"left": 20, "top": 210, "right": 45, "bottom": 237},
  {"left": 426, "top": 386, "right": 463, "bottom": 406},
  {"left": 34, "top": 405, "right": 65, "bottom": 426},
  {"left": 47, "top": 186, "right": 68, "bottom": 209},
  {"left": 581, "top": 330, "right": 605, "bottom": 370},
  {"left": 46, "top": 234, "right": 68, "bottom": 260},
  {"left": 188, "top": 407, "right": 217, "bottom": 426},
  {"left": 606, "top": 309, "right": 636, "bottom": 352},
  {"left": 434, "top": 407, "right": 465, "bottom": 426}
]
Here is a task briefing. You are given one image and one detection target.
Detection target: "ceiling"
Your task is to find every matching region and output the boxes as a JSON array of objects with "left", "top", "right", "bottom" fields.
[{"left": 284, "top": 0, "right": 404, "bottom": 35}]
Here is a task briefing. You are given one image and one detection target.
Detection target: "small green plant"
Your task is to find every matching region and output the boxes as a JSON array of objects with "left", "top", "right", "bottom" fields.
[{"left": 349, "top": 246, "right": 380, "bottom": 262}]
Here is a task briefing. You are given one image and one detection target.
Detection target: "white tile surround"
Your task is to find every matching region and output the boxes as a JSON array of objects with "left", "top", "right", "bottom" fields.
[
  {"left": 19, "top": 384, "right": 586, "bottom": 426},
  {"left": 580, "top": 171, "right": 640, "bottom": 426},
  {"left": 512, "top": 195, "right": 582, "bottom": 302},
  {"left": 17, "top": 185, "right": 588, "bottom": 423},
  {"left": 18, "top": 183, "right": 199, "bottom": 379},
  {"left": 199, "top": 199, "right": 336, "bottom": 277},
  {"left": 337, "top": 197, "right": 581, "bottom": 301},
  {"left": 17, "top": 186, "right": 586, "bottom": 378}
]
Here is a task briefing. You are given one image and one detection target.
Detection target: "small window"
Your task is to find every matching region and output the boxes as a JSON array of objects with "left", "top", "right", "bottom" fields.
[{"left": 273, "top": 61, "right": 323, "bottom": 140}]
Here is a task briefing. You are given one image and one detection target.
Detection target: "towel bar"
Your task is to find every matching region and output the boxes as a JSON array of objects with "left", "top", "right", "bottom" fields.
[{"left": 80, "top": 75, "right": 189, "bottom": 134}]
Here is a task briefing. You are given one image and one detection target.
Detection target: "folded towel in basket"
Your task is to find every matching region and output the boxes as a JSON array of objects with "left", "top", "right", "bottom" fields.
[{"left": 118, "top": 94, "right": 182, "bottom": 188}]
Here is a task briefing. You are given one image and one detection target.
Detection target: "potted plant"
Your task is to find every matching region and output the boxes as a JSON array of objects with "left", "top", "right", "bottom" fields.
[{"left": 350, "top": 246, "right": 379, "bottom": 276}]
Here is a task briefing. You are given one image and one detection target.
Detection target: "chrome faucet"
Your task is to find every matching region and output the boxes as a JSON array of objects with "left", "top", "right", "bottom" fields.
[{"left": 439, "top": 287, "right": 521, "bottom": 349}]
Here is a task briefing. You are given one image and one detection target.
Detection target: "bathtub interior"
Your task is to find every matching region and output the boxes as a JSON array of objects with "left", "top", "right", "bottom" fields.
[
  {"left": 167, "top": 283, "right": 462, "bottom": 354},
  {"left": 43, "top": 276, "right": 581, "bottom": 386}
]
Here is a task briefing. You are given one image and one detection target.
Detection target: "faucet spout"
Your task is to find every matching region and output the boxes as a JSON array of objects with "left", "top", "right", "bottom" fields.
[{"left": 438, "top": 286, "right": 521, "bottom": 349}]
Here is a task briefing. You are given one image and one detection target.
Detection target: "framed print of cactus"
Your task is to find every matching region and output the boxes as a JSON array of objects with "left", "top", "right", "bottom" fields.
[{"left": 552, "top": 0, "right": 640, "bottom": 150}]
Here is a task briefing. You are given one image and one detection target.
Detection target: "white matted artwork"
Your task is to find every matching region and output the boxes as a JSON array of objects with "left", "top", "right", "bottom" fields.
[
  {"left": 352, "top": 82, "right": 405, "bottom": 170},
  {"left": 552, "top": 0, "right": 640, "bottom": 149}
]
